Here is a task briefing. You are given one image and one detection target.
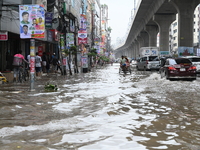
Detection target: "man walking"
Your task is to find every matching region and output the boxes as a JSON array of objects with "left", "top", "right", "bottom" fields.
[{"left": 12, "top": 50, "right": 29, "bottom": 82}]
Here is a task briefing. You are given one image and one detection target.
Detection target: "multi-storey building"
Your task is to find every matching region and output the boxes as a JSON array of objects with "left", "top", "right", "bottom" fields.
[
  {"left": 170, "top": 4, "right": 200, "bottom": 55},
  {"left": 0, "top": 0, "right": 110, "bottom": 76}
]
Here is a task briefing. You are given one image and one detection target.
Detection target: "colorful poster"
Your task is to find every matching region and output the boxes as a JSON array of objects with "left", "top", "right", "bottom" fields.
[
  {"left": 78, "top": 30, "right": 87, "bottom": 44},
  {"left": 80, "top": 14, "right": 87, "bottom": 30},
  {"left": 66, "top": 33, "right": 74, "bottom": 48},
  {"left": 60, "top": 34, "right": 65, "bottom": 52},
  {"left": 178, "top": 47, "right": 194, "bottom": 57},
  {"left": 38, "top": 46, "right": 43, "bottom": 56},
  {"left": 81, "top": 56, "right": 88, "bottom": 68},
  {"left": 19, "top": 5, "right": 45, "bottom": 39}
]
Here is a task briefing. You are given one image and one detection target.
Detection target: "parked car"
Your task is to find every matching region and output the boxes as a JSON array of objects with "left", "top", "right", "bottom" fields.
[
  {"left": 136, "top": 56, "right": 160, "bottom": 71},
  {"left": 183, "top": 56, "right": 200, "bottom": 75},
  {"left": 160, "top": 58, "right": 196, "bottom": 80}
]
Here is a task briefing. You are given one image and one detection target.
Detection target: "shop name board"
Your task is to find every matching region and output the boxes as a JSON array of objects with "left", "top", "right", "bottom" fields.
[{"left": 0, "top": 31, "right": 8, "bottom": 41}]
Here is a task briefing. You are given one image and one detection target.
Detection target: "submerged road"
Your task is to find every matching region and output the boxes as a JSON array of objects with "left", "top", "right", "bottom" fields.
[{"left": 0, "top": 63, "right": 200, "bottom": 150}]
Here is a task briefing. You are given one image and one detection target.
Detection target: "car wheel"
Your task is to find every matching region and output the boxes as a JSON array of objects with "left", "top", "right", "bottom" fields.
[
  {"left": 136, "top": 66, "right": 139, "bottom": 71},
  {"left": 165, "top": 72, "right": 169, "bottom": 80}
]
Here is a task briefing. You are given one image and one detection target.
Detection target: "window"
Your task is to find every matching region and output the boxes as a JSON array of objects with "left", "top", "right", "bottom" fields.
[
  {"left": 173, "top": 29, "right": 177, "bottom": 34},
  {"left": 71, "top": 0, "right": 75, "bottom": 7}
]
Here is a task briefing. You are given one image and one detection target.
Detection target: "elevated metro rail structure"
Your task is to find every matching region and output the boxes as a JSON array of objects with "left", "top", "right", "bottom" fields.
[{"left": 115, "top": 0, "right": 200, "bottom": 59}]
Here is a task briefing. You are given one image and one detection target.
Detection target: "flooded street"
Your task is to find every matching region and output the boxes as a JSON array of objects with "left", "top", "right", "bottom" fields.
[{"left": 1, "top": 63, "right": 200, "bottom": 150}]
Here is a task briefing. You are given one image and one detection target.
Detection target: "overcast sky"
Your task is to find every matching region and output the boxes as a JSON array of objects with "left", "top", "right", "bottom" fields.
[{"left": 100, "top": 0, "right": 138, "bottom": 46}]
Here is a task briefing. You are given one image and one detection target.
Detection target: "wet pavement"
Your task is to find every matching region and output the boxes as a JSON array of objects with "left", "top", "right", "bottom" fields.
[{"left": 0, "top": 63, "right": 200, "bottom": 150}]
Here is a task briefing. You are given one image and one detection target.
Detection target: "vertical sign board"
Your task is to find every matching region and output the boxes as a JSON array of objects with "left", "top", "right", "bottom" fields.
[
  {"left": 45, "top": 12, "right": 53, "bottom": 29},
  {"left": 81, "top": 56, "right": 88, "bottom": 68},
  {"left": 38, "top": 46, "right": 43, "bottom": 56},
  {"left": 19, "top": 5, "right": 45, "bottom": 39},
  {"left": 0, "top": 31, "right": 8, "bottom": 41}
]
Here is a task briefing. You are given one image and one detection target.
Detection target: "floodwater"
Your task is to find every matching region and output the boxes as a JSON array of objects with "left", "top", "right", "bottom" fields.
[{"left": 0, "top": 63, "right": 200, "bottom": 150}]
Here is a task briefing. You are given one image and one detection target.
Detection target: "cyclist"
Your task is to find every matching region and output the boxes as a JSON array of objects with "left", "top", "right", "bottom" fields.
[
  {"left": 120, "top": 55, "right": 126, "bottom": 70},
  {"left": 12, "top": 50, "right": 29, "bottom": 82}
]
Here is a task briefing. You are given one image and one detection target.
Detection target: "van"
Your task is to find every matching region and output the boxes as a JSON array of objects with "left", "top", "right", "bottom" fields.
[{"left": 136, "top": 56, "right": 160, "bottom": 71}]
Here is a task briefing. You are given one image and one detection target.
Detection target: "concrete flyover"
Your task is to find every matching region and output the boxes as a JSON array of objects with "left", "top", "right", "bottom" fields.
[{"left": 115, "top": 0, "right": 200, "bottom": 59}]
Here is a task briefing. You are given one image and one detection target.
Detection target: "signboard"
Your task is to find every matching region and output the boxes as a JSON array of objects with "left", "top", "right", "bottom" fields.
[
  {"left": 0, "top": 31, "right": 8, "bottom": 41},
  {"left": 80, "top": 14, "right": 87, "bottom": 30},
  {"left": 45, "top": 12, "right": 53, "bottom": 29},
  {"left": 19, "top": 5, "right": 45, "bottom": 39},
  {"left": 178, "top": 47, "right": 194, "bottom": 57},
  {"left": 38, "top": 46, "right": 43, "bottom": 56},
  {"left": 78, "top": 30, "right": 87, "bottom": 44},
  {"left": 197, "top": 48, "right": 200, "bottom": 56},
  {"left": 81, "top": 56, "right": 88, "bottom": 68},
  {"left": 66, "top": 33, "right": 74, "bottom": 48},
  {"left": 160, "top": 51, "right": 170, "bottom": 56}
]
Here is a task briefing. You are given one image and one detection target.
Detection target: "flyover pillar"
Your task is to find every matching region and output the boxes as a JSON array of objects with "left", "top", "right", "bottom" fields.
[
  {"left": 135, "top": 40, "right": 140, "bottom": 58},
  {"left": 140, "top": 31, "right": 149, "bottom": 47},
  {"left": 169, "top": 0, "right": 200, "bottom": 47},
  {"left": 153, "top": 14, "right": 176, "bottom": 52},
  {"left": 145, "top": 25, "right": 158, "bottom": 47}
]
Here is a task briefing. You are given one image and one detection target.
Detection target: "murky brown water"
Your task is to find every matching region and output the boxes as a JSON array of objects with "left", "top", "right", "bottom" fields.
[{"left": 0, "top": 64, "right": 200, "bottom": 150}]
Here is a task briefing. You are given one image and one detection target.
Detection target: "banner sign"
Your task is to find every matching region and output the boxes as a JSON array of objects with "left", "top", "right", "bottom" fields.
[
  {"left": 0, "top": 31, "right": 8, "bottom": 41},
  {"left": 66, "top": 33, "right": 74, "bottom": 48},
  {"left": 80, "top": 14, "right": 87, "bottom": 30},
  {"left": 19, "top": 5, "right": 45, "bottom": 39},
  {"left": 178, "top": 47, "right": 194, "bottom": 57},
  {"left": 81, "top": 56, "right": 88, "bottom": 68},
  {"left": 78, "top": 30, "right": 87, "bottom": 44},
  {"left": 60, "top": 34, "right": 65, "bottom": 52},
  {"left": 45, "top": 12, "right": 53, "bottom": 29},
  {"left": 38, "top": 46, "right": 43, "bottom": 56}
]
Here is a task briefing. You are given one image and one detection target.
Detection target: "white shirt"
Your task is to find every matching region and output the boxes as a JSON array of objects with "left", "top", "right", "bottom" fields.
[
  {"left": 35, "top": 55, "right": 42, "bottom": 67},
  {"left": 20, "top": 32, "right": 31, "bottom": 38}
]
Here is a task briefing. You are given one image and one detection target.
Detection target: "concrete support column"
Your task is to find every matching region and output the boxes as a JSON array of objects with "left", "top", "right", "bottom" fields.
[
  {"left": 153, "top": 14, "right": 176, "bottom": 52},
  {"left": 170, "top": 0, "right": 200, "bottom": 47},
  {"left": 145, "top": 25, "right": 158, "bottom": 47},
  {"left": 137, "top": 36, "right": 144, "bottom": 49},
  {"left": 133, "top": 43, "right": 137, "bottom": 59},
  {"left": 135, "top": 40, "right": 140, "bottom": 58},
  {"left": 130, "top": 43, "right": 134, "bottom": 58},
  {"left": 140, "top": 31, "right": 149, "bottom": 47}
]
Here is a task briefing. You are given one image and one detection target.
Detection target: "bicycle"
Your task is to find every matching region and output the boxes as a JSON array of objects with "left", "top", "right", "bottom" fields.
[{"left": 17, "top": 65, "right": 29, "bottom": 83}]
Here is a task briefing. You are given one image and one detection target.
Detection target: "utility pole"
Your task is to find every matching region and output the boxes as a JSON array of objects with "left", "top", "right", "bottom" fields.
[{"left": 0, "top": 0, "right": 2, "bottom": 30}]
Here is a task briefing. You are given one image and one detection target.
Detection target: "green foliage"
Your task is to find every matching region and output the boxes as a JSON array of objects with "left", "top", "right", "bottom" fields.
[
  {"left": 44, "top": 83, "right": 58, "bottom": 92},
  {"left": 63, "top": 45, "right": 77, "bottom": 56},
  {"left": 64, "top": 49, "right": 70, "bottom": 56},
  {"left": 107, "top": 27, "right": 112, "bottom": 33},
  {"left": 88, "top": 48, "right": 97, "bottom": 57},
  {"left": 70, "top": 45, "right": 77, "bottom": 55},
  {"left": 98, "top": 55, "right": 110, "bottom": 62}
]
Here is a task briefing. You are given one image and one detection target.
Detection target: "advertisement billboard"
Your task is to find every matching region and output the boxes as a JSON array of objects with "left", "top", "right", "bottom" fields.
[
  {"left": 178, "top": 47, "right": 194, "bottom": 57},
  {"left": 19, "top": 5, "right": 45, "bottom": 39}
]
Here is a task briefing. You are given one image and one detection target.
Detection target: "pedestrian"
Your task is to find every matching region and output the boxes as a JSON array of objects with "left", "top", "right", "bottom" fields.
[
  {"left": 12, "top": 50, "right": 29, "bottom": 82},
  {"left": 57, "top": 59, "right": 63, "bottom": 74},
  {"left": 41, "top": 52, "right": 47, "bottom": 73},
  {"left": 35, "top": 52, "right": 42, "bottom": 77},
  {"left": 51, "top": 53, "right": 58, "bottom": 73}
]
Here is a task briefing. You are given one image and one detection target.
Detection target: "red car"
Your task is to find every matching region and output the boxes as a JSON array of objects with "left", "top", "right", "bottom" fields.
[{"left": 160, "top": 58, "right": 196, "bottom": 80}]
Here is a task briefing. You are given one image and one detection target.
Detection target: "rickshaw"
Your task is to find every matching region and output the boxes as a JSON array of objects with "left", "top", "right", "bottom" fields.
[{"left": 119, "top": 61, "right": 131, "bottom": 74}]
